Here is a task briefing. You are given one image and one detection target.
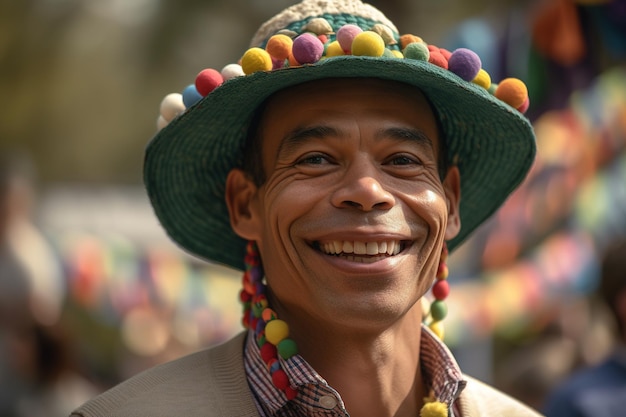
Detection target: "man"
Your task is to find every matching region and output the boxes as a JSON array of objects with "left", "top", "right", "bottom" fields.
[
  {"left": 544, "top": 239, "right": 626, "bottom": 417},
  {"left": 72, "top": 0, "right": 542, "bottom": 416}
]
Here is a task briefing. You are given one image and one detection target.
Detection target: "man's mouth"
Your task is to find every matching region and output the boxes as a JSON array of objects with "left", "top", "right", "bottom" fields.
[{"left": 314, "top": 240, "right": 406, "bottom": 264}]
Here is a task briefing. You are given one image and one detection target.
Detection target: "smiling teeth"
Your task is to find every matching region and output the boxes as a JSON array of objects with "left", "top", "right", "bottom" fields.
[{"left": 321, "top": 241, "right": 401, "bottom": 256}]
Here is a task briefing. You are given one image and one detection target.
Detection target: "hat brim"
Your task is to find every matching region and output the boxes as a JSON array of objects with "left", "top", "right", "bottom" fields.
[{"left": 144, "top": 56, "right": 535, "bottom": 271}]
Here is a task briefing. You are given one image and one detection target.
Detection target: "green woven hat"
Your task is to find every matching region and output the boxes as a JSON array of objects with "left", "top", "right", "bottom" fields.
[{"left": 144, "top": 0, "right": 536, "bottom": 271}]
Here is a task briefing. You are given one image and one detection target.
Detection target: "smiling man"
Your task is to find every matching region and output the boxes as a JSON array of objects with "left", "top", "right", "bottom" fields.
[{"left": 72, "top": 1, "right": 543, "bottom": 417}]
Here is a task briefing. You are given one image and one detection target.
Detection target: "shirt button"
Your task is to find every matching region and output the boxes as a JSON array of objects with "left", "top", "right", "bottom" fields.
[{"left": 319, "top": 395, "right": 337, "bottom": 409}]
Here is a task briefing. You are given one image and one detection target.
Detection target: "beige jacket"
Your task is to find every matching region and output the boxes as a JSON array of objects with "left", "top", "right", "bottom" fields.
[{"left": 71, "top": 332, "right": 543, "bottom": 417}]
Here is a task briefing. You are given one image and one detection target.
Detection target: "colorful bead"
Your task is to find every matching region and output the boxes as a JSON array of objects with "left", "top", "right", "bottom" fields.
[
  {"left": 260, "top": 342, "right": 277, "bottom": 362},
  {"left": 195, "top": 68, "right": 223, "bottom": 96},
  {"left": 159, "top": 93, "right": 185, "bottom": 122},
  {"left": 241, "top": 47, "right": 273, "bottom": 75},
  {"left": 430, "top": 300, "right": 448, "bottom": 321},
  {"left": 266, "top": 34, "right": 294, "bottom": 61},
  {"left": 351, "top": 31, "right": 385, "bottom": 57},
  {"left": 495, "top": 78, "right": 528, "bottom": 109},
  {"left": 277, "top": 338, "right": 298, "bottom": 359},
  {"left": 448, "top": 48, "right": 481, "bottom": 82},
  {"left": 400, "top": 34, "right": 422, "bottom": 49},
  {"left": 336, "top": 24, "right": 363, "bottom": 52},
  {"left": 420, "top": 400, "right": 448, "bottom": 417},
  {"left": 432, "top": 280, "right": 450, "bottom": 300},
  {"left": 472, "top": 68, "right": 491, "bottom": 90},
  {"left": 271, "top": 369, "right": 289, "bottom": 390},
  {"left": 429, "top": 320, "right": 445, "bottom": 340},
  {"left": 181, "top": 84, "right": 202, "bottom": 108},
  {"left": 292, "top": 33, "right": 325, "bottom": 64},
  {"left": 325, "top": 40, "right": 345, "bottom": 57},
  {"left": 220, "top": 63, "right": 244, "bottom": 81},
  {"left": 265, "top": 319, "right": 289, "bottom": 344},
  {"left": 403, "top": 42, "right": 430, "bottom": 61}
]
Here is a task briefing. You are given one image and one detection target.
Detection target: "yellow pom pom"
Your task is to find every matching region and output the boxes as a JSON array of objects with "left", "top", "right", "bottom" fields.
[
  {"left": 420, "top": 401, "right": 448, "bottom": 417},
  {"left": 241, "top": 47, "right": 273, "bottom": 75},
  {"left": 429, "top": 320, "right": 445, "bottom": 340},
  {"left": 472, "top": 68, "right": 491, "bottom": 89},
  {"left": 265, "top": 319, "right": 289, "bottom": 345},
  {"left": 351, "top": 31, "right": 385, "bottom": 57},
  {"left": 266, "top": 34, "right": 293, "bottom": 61},
  {"left": 325, "top": 40, "right": 345, "bottom": 57},
  {"left": 495, "top": 78, "right": 528, "bottom": 109},
  {"left": 391, "top": 50, "right": 404, "bottom": 58}
]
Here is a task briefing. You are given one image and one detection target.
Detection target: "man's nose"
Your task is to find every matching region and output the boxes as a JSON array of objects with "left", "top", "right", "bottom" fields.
[{"left": 331, "top": 162, "right": 395, "bottom": 211}]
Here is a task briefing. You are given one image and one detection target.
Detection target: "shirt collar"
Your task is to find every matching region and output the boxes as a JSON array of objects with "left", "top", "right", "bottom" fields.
[{"left": 244, "top": 324, "right": 466, "bottom": 416}]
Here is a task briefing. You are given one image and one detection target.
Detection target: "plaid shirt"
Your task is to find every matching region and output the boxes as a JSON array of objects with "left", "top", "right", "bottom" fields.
[{"left": 244, "top": 324, "right": 466, "bottom": 416}]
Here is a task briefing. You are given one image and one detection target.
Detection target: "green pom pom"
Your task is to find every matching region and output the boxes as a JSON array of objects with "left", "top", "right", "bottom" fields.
[
  {"left": 277, "top": 338, "right": 298, "bottom": 359},
  {"left": 403, "top": 42, "right": 429, "bottom": 61},
  {"left": 430, "top": 300, "right": 447, "bottom": 321}
]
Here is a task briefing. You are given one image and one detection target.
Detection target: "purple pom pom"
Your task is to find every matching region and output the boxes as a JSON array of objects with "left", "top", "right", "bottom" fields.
[
  {"left": 448, "top": 48, "right": 481, "bottom": 81},
  {"left": 292, "top": 33, "right": 324, "bottom": 64}
]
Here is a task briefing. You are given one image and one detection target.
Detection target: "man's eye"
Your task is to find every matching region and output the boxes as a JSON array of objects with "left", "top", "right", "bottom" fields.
[
  {"left": 297, "top": 154, "right": 329, "bottom": 165},
  {"left": 389, "top": 155, "right": 419, "bottom": 165}
]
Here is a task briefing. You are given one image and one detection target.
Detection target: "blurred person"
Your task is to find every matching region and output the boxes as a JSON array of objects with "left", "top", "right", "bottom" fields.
[
  {"left": 0, "top": 151, "right": 34, "bottom": 417},
  {"left": 72, "top": 1, "right": 542, "bottom": 416},
  {"left": 543, "top": 238, "right": 626, "bottom": 417}
]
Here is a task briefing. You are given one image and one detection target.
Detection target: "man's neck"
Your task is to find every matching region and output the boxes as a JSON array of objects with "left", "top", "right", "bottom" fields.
[{"left": 289, "top": 307, "right": 426, "bottom": 417}]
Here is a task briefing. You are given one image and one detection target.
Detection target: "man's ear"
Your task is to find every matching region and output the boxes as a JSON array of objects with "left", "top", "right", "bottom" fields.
[
  {"left": 225, "top": 168, "right": 261, "bottom": 241},
  {"left": 442, "top": 166, "right": 461, "bottom": 241}
]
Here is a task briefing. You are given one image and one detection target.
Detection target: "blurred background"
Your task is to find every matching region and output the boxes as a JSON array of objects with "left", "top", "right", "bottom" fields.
[{"left": 1, "top": 0, "right": 625, "bottom": 415}]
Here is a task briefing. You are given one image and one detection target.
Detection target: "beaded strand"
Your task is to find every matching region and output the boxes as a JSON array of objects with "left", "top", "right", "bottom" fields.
[
  {"left": 427, "top": 243, "right": 449, "bottom": 340},
  {"left": 240, "top": 241, "right": 299, "bottom": 400}
]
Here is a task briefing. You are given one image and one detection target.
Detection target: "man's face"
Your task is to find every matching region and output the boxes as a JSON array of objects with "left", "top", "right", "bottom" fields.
[{"left": 227, "top": 78, "right": 460, "bottom": 333}]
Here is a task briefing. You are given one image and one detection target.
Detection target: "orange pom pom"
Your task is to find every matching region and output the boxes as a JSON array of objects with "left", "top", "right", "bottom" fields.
[
  {"left": 266, "top": 34, "right": 293, "bottom": 60},
  {"left": 495, "top": 78, "right": 528, "bottom": 109},
  {"left": 400, "top": 34, "right": 423, "bottom": 50}
]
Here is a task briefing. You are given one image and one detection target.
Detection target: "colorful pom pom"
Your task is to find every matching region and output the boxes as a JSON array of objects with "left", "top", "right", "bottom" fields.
[
  {"left": 336, "top": 24, "right": 363, "bottom": 52},
  {"left": 220, "top": 63, "right": 244, "bottom": 81},
  {"left": 472, "top": 68, "right": 491, "bottom": 90},
  {"left": 260, "top": 342, "right": 277, "bottom": 362},
  {"left": 495, "top": 78, "right": 528, "bottom": 109},
  {"left": 277, "top": 338, "right": 298, "bottom": 359},
  {"left": 195, "top": 68, "right": 223, "bottom": 96},
  {"left": 159, "top": 93, "right": 185, "bottom": 122},
  {"left": 292, "top": 33, "right": 325, "bottom": 64},
  {"left": 430, "top": 300, "right": 448, "bottom": 321},
  {"left": 241, "top": 47, "right": 273, "bottom": 75},
  {"left": 428, "top": 51, "right": 448, "bottom": 69},
  {"left": 351, "top": 31, "right": 385, "bottom": 57},
  {"left": 432, "top": 280, "right": 450, "bottom": 300},
  {"left": 271, "top": 369, "right": 289, "bottom": 390},
  {"left": 448, "top": 48, "right": 482, "bottom": 81},
  {"left": 156, "top": 115, "right": 167, "bottom": 131},
  {"left": 403, "top": 42, "right": 430, "bottom": 61},
  {"left": 265, "top": 319, "right": 289, "bottom": 344},
  {"left": 181, "top": 84, "right": 202, "bottom": 108},
  {"left": 400, "top": 34, "right": 423, "bottom": 50},
  {"left": 420, "top": 401, "right": 448, "bottom": 417},
  {"left": 429, "top": 321, "right": 445, "bottom": 340},
  {"left": 266, "top": 34, "right": 293, "bottom": 60},
  {"left": 517, "top": 96, "right": 530, "bottom": 114},
  {"left": 325, "top": 40, "right": 345, "bottom": 57}
]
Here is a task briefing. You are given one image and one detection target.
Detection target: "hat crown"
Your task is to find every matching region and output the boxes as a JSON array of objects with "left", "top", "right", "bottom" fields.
[{"left": 250, "top": 0, "right": 397, "bottom": 47}]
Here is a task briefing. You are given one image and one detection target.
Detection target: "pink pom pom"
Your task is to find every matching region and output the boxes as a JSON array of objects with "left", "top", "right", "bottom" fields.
[
  {"left": 195, "top": 68, "right": 223, "bottom": 96},
  {"left": 448, "top": 48, "right": 481, "bottom": 81},
  {"left": 336, "top": 24, "right": 363, "bottom": 53},
  {"left": 292, "top": 33, "right": 324, "bottom": 64},
  {"left": 517, "top": 96, "right": 530, "bottom": 114}
]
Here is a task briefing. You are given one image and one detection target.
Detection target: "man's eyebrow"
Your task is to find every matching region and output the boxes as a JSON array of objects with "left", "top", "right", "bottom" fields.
[
  {"left": 377, "top": 127, "right": 434, "bottom": 149},
  {"left": 276, "top": 125, "right": 340, "bottom": 157}
]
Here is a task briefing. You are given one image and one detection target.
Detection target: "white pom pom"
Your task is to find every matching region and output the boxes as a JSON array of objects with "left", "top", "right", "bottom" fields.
[
  {"left": 160, "top": 93, "right": 185, "bottom": 122},
  {"left": 157, "top": 115, "right": 168, "bottom": 131},
  {"left": 221, "top": 63, "right": 245, "bottom": 81}
]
